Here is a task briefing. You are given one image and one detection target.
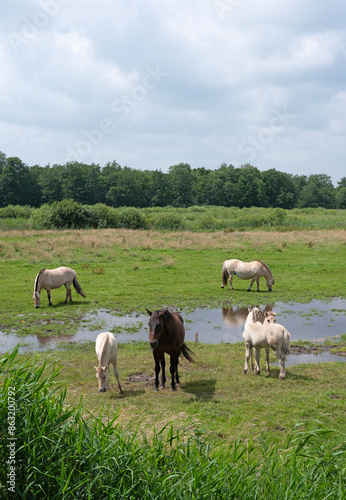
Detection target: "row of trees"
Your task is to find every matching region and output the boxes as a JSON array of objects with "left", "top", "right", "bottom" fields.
[{"left": 0, "top": 151, "right": 345, "bottom": 209}]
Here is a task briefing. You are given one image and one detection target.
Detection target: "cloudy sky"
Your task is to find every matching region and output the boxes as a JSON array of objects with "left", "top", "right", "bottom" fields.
[{"left": 1, "top": 0, "right": 345, "bottom": 185}]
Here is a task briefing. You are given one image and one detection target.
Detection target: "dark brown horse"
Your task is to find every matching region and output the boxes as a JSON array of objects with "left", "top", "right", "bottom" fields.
[{"left": 146, "top": 308, "right": 196, "bottom": 391}]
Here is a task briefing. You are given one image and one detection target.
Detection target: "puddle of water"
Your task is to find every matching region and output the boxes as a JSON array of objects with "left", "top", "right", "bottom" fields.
[{"left": 0, "top": 299, "right": 345, "bottom": 366}]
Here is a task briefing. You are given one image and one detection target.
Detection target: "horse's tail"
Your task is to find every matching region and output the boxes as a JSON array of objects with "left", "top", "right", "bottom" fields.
[
  {"left": 73, "top": 275, "right": 86, "bottom": 298},
  {"left": 221, "top": 262, "right": 229, "bottom": 288},
  {"left": 282, "top": 330, "right": 290, "bottom": 356},
  {"left": 181, "top": 343, "right": 196, "bottom": 364}
]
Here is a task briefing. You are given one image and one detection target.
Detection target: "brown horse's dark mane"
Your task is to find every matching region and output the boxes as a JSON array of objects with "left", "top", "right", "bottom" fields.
[{"left": 35, "top": 268, "right": 46, "bottom": 292}]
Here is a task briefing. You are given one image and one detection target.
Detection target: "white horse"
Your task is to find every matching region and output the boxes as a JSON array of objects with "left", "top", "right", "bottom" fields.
[
  {"left": 33, "top": 267, "right": 86, "bottom": 308},
  {"left": 221, "top": 259, "right": 275, "bottom": 292},
  {"left": 248, "top": 309, "right": 277, "bottom": 371},
  {"left": 94, "top": 332, "right": 123, "bottom": 393},
  {"left": 243, "top": 307, "right": 290, "bottom": 379}
]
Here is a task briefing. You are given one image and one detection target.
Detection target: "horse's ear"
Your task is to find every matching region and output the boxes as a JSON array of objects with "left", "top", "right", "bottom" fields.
[
  {"left": 248, "top": 307, "right": 251, "bottom": 312},
  {"left": 146, "top": 308, "right": 152, "bottom": 316},
  {"left": 264, "top": 311, "right": 269, "bottom": 317}
]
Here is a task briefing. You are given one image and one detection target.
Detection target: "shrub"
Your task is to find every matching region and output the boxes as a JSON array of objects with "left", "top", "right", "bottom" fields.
[
  {"left": 0, "top": 205, "right": 32, "bottom": 219},
  {"left": 151, "top": 213, "right": 185, "bottom": 230},
  {"left": 87, "top": 203, "right": 120, "bottom": 228},
  {"left": 118, "top": 207, "right": 146, "bottom": 229}
]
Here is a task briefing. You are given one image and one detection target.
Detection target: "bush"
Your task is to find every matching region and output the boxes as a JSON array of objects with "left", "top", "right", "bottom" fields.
[
  {"left": 151, "top": 213, "right": 185, "bottom": 230},
  {"left": 0, "top": 205, "right": 32, "bottom": 219},
  {"left": 87, "top": 203, "right": 120, "bottom": 228},
  {"left": 118, "top": 207, "right": 146, "bottom": 229}
]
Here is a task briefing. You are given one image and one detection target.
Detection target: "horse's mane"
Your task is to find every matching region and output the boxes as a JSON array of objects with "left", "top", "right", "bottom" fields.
[
  {"left": 159, "top": 308, "right": 183, "bottom": 326},
  {"left": 100, "top": 333, "right": 109, "bottom": 366},
  {"left": 257, "top": 260, "right": 273, "bottom": 278},
  {"left": 35, "top": 268, "right": 46, "bottom": 291}
]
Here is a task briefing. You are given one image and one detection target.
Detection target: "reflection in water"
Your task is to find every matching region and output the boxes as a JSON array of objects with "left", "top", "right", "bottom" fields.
[{"left": 0, "top": 299, "right": 345, "bottom": 366}]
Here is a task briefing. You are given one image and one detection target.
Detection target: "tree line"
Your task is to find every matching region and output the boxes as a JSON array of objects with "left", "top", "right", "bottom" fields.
[{"left": 0, "top": 151, "right": 345, "bottom": 209}]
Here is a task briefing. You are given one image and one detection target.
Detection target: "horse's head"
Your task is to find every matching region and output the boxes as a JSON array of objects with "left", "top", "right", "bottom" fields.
[
  {"left": 33, "top": 291, "right": 40, "bottom": 308},
  {"left": 264, "top": 311, "right": 276, "bottom": 324},
  {"left": 95, "top": 365, "right": 108, "bottom": 392},
  {"left": 147, "top": 308, "right": 168, "bottom": 349},
  {"left": 247, "top": 307, "right": 261, "bottom": 323},
  {"left": 266, "top": 278, "right": 275, "bottom": 292}
]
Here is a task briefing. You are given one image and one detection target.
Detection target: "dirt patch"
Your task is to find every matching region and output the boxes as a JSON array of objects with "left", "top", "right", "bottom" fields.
[
  {"left": 290, "top": 344, "right": 346, "bottom": 356},
  {"left": 127, "top": 371, "right": 153, "bottom": 385}
]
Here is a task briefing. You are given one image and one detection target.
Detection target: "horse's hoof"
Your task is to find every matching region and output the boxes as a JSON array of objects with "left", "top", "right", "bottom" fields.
[
  {"left": 243, "top": 371, "right": 247, "bottom": 375},
  {"left": 171, "top": 387, "right": 177, "bottom": 392},
  {"left": 154, "top": 387, "right": 159, "bottom": 392}
]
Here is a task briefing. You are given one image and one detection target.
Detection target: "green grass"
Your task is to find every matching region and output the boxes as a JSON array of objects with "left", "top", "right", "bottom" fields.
[
  {"left": 1, "top": 345, "right": 345, "bottom": 499},
  {"left": 0, "top": 228, "right": 345, "bottom": 337},
  {"left": 0, "top": 227, "right": 345, "bottom": 498}
]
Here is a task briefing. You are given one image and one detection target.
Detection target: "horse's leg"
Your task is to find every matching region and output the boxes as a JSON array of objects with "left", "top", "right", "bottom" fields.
[
  {"left": 250, "top": 346, "right": 254, "bottom": 370},
  {"left": 160, "top": 353, "right": 166, "bottom": 388},
  {"left": 265, "top": 348, "right": 270, "bottom": 374},
  {"left": 47, "top": 289, "right": 53, "bottom": 306},
  {"left": 247, "top": 277, "right": 256, "bottom": 291},
  {"left": 153, "top": 352, "right": 161, "bottom": 391},
  {"left": 65, "top": 283, "right": 72, "bottom": 303},
  {"left": 256, "top": 277, "right": 260, "bottom": 292},
  {"left": 254, "top": 347, "right": 261, "bottom": 374},
  {"left": 243, "top": 342, "right": 252, "bottom": 374},
  {"left": 229, "top": 272, "right": 234, "bottom": 290},
  {"left": 175, "top": 359, "right": 180, "bottom": 385},
  {"left": 112, "top": 363, "right": 123, "bottom": 394},
  {"left": 278, "top": 350, "right": 286, "bottom": 379},
  {"left": 169, "top": 354, "right": 178, "bottom": 391}
]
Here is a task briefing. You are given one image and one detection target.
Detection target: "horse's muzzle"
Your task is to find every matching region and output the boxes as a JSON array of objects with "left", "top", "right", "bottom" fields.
[
  {"left": 99, "top": 387, "right": 107, "bottom": 393},
  {"left": 150, "top": 341, "right": 157, "bottom": 349}
]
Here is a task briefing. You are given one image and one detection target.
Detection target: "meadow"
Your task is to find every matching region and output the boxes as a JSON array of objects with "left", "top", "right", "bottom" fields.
[{"left": 0, "top": 224, "right": 346, "bottom": 498}]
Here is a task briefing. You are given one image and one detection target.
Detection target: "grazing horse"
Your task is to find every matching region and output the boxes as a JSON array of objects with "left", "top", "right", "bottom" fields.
[
  {"left": 33, "top": 267, "right": 86, "bottom": 308},
  {"left": 146, "top": 308, "right": 196, "bottom": 391},
  {"left": 243, "top": 307, "right": 290, "bottom": 379},
  {"left": 221, "top": 259, "right": 275, "bottom": 292},
  {"left": 94, "top": 332, "right": 123, "bottom": 393}
]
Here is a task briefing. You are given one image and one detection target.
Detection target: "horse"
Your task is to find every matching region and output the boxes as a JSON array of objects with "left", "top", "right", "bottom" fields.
[
  {"left": 146, "top": 308, "right": 196, "bottom": 391},
  {"left": 243, "top": 307, "right": 290, "bottom": 379},
  {"left": 221, "top": 259, "right": 275, "bottom": 292},
  {"left": 264, "top": 311, "right": 277, "bottom": 324},
  {"left": 94, "top": 332, "right": 123, "bottom": 393},
  {"left": 33, "top": 267, "right": 86, "bottom": 308},
  {"left": 248, "top": 309, "right": 277, "bottom": 371}
]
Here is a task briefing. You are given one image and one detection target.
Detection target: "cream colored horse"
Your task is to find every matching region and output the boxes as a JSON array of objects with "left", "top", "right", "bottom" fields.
[
  {"left": 249, "top": 309, "right": 277, "bottom": 371},
  {"left": 221, "top": 259, "right": 275, "bottom": 292},
  {"left": 243, "top": 307, "right": 290, "bottom": 379},
  {"left": 94, "top": 332, "right": 123, "bottom": 393},
  {"left": 33, "top": 267, "right": 86, "bottom": 308}
]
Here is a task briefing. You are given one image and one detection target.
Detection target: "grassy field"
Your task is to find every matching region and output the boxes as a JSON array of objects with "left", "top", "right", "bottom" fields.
[
  {"left": 0, "top": 228, "right": 345, "bottom": 337},
  {"left": 0, "top": 227, "right": 346, "bottom": 498}
]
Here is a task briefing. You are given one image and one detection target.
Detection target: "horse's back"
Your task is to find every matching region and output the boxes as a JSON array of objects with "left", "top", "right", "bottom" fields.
[{"left": 96, "top": 332, "right": 118, "bottom": 364}]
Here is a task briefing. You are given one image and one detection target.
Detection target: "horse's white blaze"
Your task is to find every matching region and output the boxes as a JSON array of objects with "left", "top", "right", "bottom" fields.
[{"left": 95, "top": 332, "right": 123, "bottom": 394}]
